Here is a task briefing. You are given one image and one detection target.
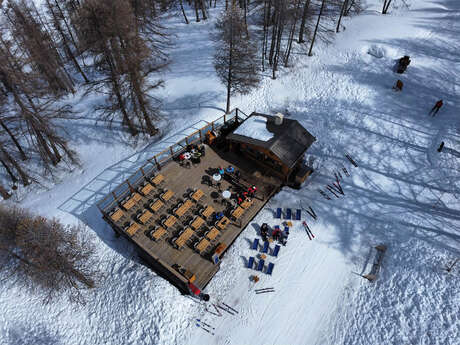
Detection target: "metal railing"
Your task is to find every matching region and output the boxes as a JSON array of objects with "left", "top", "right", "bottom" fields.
[{"left": 97, "top": 108, "right": 249, "bottom": 215}]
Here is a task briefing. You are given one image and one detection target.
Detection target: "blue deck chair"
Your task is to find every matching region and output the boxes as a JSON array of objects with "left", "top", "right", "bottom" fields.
[
  {"left": 261, "top": 241, "right": 269, "bottom": 253},
  {"left": 251, "top": 238, "right": 259, "bottom": 250},
  {"left": 295, "top": 209, "right": 301, "bottom": 220},
  {"left": 273, "top": 244, "right": 281, "bottom": 257},
  {"left": 266, "top": 262, "right": 275, "bottom": 275},
  {"left": 247, "top": 256, "right": 255, "bottom": 269},
  {"left": 285, "top": 208, "right": 292, "bottom": 220},
  {"left": 275, "top": 208, "right": 282, "bottom": 219},
  {"left": 257, "top": 259, "right": 265, "bottom": 271}
]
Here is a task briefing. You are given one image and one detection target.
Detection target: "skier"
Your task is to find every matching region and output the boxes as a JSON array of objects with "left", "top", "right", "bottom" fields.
[
  {"left": 393, "top": 79, "right": 403, "bottom": 91},
  {"left": 429, "top": 99, "right": 443, "bottom": 116},
  {"left": 437, "top": 141, "right": 445, "bottom": 152}
]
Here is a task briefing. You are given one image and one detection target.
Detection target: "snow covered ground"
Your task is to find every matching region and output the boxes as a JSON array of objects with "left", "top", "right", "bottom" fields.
[{"left": 1, "top": 1, "right": 460, "bottom": 344}]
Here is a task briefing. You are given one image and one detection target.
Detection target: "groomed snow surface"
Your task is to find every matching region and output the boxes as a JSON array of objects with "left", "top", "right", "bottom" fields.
[{"left": 1, "top": 0, "right": 460, "bottom": 344}]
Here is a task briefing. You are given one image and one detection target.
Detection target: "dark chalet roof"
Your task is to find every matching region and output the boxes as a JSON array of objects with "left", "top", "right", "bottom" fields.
[{"left": 227, "top": 112, "right": 316, "bottom": 169}]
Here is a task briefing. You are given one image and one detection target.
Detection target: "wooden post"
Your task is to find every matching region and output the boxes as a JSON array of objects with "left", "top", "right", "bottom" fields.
[
  {"left": 126, "top": 180, "right": 135, "bottom": 193},
  {"left": 236, "top": 108, "right": 239, "bottom": 123},
  {"left": 154, "top": 156, "right": 161, "bottom": 170},
  {"left": 224, "top": 113, "right": 227, "bottom": 124},
  {"left": 199, "top": 130, "right": 202, "bottom": 142},
  {"left": 140, "top": 167, "right": 146, "bottom": 177}
]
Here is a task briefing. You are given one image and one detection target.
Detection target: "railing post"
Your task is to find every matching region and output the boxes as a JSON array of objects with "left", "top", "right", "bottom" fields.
[
  {"left": 236, "top": 108, "right": 239, "bottom": 123},
  {"left": 154, "top": 156, "right": 161, "bottom": 170},
  {"left": 224, "top": 113, "right": 226, "bottom": 123}
]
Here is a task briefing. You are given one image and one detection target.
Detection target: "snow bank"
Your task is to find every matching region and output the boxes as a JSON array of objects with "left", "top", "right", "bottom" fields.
[{"left": 233, "top": 115, "right": 273, "bottom": 142}]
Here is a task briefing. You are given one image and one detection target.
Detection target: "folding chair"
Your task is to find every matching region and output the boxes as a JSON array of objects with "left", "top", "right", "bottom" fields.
[
  {"left": 257, "top": 259, "right": 265, "bottom": 271},
  {"left": 266, "top": 262, "right": 275, "bottom": 275},
  {"left": 295, "top": 209, "right": 301, "bottom": 220},
  {"left": 285, "top": 208, "right": 292, "bottom": 220},
  {"left": 251, "top": 238, "right": 259, "bottom": 250},
  {"left": 247, "top": 256, "right": 255, "bottom": 269},
  {"left": 272, "top": 245, "right": 281, "bottom": 257},
  {"left": 275, "top": 208, "right": 282, "bottom": 219},
  {"left": 261, "top": 241, "right": 269, "bottom": 253}
]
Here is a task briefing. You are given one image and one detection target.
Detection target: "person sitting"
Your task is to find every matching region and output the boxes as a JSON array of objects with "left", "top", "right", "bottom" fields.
[
  {"left": 178, "top": 153, "right": 185, "bottom": 161},
  {"left": 226, "top": 165, "right": 235, "bottom": 173},
  {"left": 218, "top": 166, "right": 225, "bottom": 175},
  {"left": 237, "top": 196, "right": 243, "bottom": 205},
  {"left": 260, "top": 223, "right": 269, "bottom": 241}
]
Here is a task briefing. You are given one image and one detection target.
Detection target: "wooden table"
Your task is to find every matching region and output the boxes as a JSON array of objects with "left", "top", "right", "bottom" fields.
[
  {"left": 151, "top": 174, "right": 165, "bottom": 185},
  {"left": 140, "top": 182, "right": 155, "bottom": 196},
  {"left": 125, "top": 222, "right": 140, "bottom": 236},
  {"left": 190, "top": 216, "right": 205, "bottom": 230},
  {"left": 202, "top": 205, "right": 214, "bottom": 219},
  {"left": 231, "top": 206, "right": 245, "bottom": 220},
  {"left": 240, "top": 199, "right": 253, "bottom": 209},
  {"left": 206, "top": 227, "right": 220, "bottom": 241},
  {"left": 164, "top": 215, "right": 177, "bottom": 228},
  {"left": 122, "top": 192, "right": 142, "bottom": 210},
  {"left": 195, "top": 238, "right": 210, "bottom": 254},
  {"left": 138, "top": 210, "right": 153, "bottom": 224},
  {"left": 110, "top": 209, "right": 124, "bottom": 222},
  {"left": 150, "top": 199, "right": 164, "bottom": 212},
  {"left": 175, "top": 200, "right": 193, "bottom": 217},
  {"left": 150, "top": 226, "right": 166, "bottom": 241},
  {"left": 216, "top": 216, "right": 230, "bottom": 230},
  {"left": 174, "top": 227, "right": 194, "bottom": 248},
  {"left": 191, "top": 189, "right": 204, "bottom": 202},
  {"left": 162, "top": 190, "right": 174, "bottom": 201}
]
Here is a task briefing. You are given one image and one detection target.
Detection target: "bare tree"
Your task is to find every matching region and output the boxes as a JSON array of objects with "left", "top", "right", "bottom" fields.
[
  {"left": 0, "top": 205, "right": 101, "bottom": 305},
  {"left": 75, "top": 0, "right": 168, "bottom": 136},
  {"left": 214, "top": 4, "right": 260, "bottom": 113},
  {"left": 308, "top": 0, "right": 326, "bottom": 56}
]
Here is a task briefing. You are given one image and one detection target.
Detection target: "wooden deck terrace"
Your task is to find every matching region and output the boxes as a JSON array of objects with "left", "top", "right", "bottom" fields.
[{"left": 103, "top": 145, "right": 281, "bottom": 290}]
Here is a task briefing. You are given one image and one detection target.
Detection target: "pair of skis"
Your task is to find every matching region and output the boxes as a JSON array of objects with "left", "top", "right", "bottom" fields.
[
  {"left": 345, "top": 153, "right": 358, "bottom": 167},
  {"left": 196, "top": 319, "right": 215, "bottom": 335},
  {"left": 303, "top": 221, "right": 315, "bottom": 240},
  {"left": 300, "top": 202, "right": 317, "bottom": 220},
  {"left": 255, "top": 287, "right": 275, "bottom": 294}
]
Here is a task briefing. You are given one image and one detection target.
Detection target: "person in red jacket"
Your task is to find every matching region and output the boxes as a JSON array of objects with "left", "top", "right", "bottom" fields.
[{"left": 429, "top": 99, "right": 443, "bottom": 116}]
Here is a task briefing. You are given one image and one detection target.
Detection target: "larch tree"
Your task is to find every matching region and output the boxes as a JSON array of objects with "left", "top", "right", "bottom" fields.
[
  {"left": 0, "top": 205, "right": 100, "bottom": 305},
  {"left": 75, "top": 0, "right": 168, "bottom": 136},
  {"left": 214, "top": 4, "right": 260, "bottom": 113}
]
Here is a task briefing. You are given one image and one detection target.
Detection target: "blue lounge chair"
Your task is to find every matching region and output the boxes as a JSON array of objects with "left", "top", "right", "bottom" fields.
[
  {"left": 257, "top": 259, "right": 265, "bottom": 271},
  {"left": 285, "top": 208, "right": 292, "bottom": 220},
  {"left": 275, "top": 208, "right": 282, "bottom": 219},
  {"left": 247, "top": 256, "right": 255, "bottom": 269},
  {"left": 266, "top": 262, "right": 275, "bottom": 275},
  {"left": 261, "top": 241, "right": 269, "bottom": 253},
  {"left": 273, "top": 245, "right": 281, "bottom": 257},
  {"left": 295, "top": 209, "right": 301, "bottom": 220},
  {"left": 251, "top": 238, "right": 259, "bottom": 250}
]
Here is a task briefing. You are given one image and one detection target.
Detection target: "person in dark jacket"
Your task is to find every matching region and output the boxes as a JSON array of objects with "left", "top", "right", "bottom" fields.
[{"left": 429, "top": 100, "right": 443, "bottom": 116}]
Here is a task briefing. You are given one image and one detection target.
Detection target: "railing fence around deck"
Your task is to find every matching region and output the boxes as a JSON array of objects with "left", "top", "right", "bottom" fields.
[{"left": 97, "top": 108, "right": 249, "bottom": 215}]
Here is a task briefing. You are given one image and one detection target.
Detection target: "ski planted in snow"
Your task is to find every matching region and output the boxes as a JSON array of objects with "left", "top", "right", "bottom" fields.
[
  {"left": 302, "top": 221, "right": 315, "bottom": 239},
  {"left": 326, "top": 185, "right": 340, "bottom": 198},
  {"left": 196, "top": 319, "right": 215, "bottom": 330},
  {"left": 196, "top": 323, "right": 215, "bottom": 335},
  {"left": 222, "top": 302, "right": 239, "bottom": 314},
  {"left": 342, "top": 166, "right": 350, "bottom": 177},
  {"left": 299, "top": 202, "right": 317, "bottom": 220},
  {"left": 345, "top": 153, "right": 358, "bottom": 167},
  {"left": 216, "top": 303, "right": 235, "bottom": 316},
  {"left": 318, "top": 189, "right": 331, "bottom": 200}
]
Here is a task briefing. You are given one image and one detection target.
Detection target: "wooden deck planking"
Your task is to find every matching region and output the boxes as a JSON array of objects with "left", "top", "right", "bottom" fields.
[{"left": 112, "top": 145, "right": 280, "bottom": 288}]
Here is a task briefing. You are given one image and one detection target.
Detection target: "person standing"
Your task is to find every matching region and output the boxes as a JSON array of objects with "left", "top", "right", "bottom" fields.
[
  {"left": 429, "top": 100, "right": 443, "bottom": 116},
  {"left": 437, "top": 142, "right": 445, "bottom": 152}
]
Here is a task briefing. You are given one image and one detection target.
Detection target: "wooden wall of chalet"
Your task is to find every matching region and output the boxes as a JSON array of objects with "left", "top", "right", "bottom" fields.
[{"left": 233, "top": 142, "right": 290, "bottom": 180}]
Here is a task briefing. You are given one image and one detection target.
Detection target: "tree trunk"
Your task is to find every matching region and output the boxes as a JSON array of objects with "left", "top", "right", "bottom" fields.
[
  {"left": 194, "top": 0, "right": 200, "bottom": 22},
  {"left": 179, "top": 0, "right": 189, "bottom": 24},
  {"left": 200, "top": 0, "right": 207, "bottom": 20},
  {"left": 226, "top": 19, "right": 233, "bottom": 114},
  {"left": 336, "top": 0, "right": 348, "bottom": 33},
  {"left": 0, "top": 158, "right": 18, "bottom": 184},
  {"left": 308, "top": 0, "right": 326, "bottom": 56},
  {"left": 0, "top": 184, "right": 11, "bottom": 199},
  {"left": 298, "top": 0, "right": 311, "bottom": 43},
  {"left": 382, "top": 0, "right": 392, "bottom": 14},
  {"left": 0, "top": 118, "right": 27, "bottom": 160},
  {"left": 284, "top": 0, "right": 301, "bottom": 66},
  {"left": 0, "top": 143, "right": 30, "bottom": 186}
]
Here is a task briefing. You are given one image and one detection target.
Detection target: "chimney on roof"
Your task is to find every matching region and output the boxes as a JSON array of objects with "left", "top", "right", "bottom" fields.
[{"left": 274, "top": 113, "right": 284, "bottom": 125}]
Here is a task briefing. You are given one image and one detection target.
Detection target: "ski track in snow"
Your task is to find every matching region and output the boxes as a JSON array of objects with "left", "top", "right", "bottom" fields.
[{"left": 2, "top": 1, "right": 460, "bottom": 345}]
